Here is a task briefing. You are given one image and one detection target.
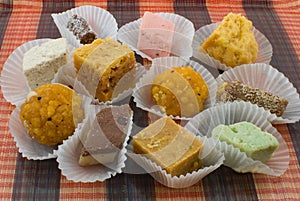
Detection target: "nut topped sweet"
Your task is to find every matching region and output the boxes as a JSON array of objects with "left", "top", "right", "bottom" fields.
[
  {"left": 20, "top": 83, "right": 83, "bottom": 146},
  {"left": 217, "top": 81, "right": 288, "bottom": 117}
]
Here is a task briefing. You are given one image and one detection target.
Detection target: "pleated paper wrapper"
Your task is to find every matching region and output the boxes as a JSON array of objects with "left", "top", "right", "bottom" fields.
[
  {"left": 185, "top": 101, "right": 289, "bottom": 176},
  {"left": 56, "top": 104, "right": 133, "bottom": 182},
  {"left": 9, "top": 95, "right": 91, "bottom": 160},
  {"left": 216, "top": 63, "right": 300, "bottom": 124},
  {"left": 0, "top": 38, "right": 75, "bottom": 107},
  {"left": 52, "top": 5, "right": 118, "bottom": 48},
  {"left": 132, "top": 56, "right": 217, "bottom": 121},
  {"left": 192, "top": 22, "right": 273, "bottom": 71},
  {"left": 126, "top": 136, "right": 224, "bottom": 188},
  {"left": 118, "top": 12, "right": 195, "bottom": 61}
]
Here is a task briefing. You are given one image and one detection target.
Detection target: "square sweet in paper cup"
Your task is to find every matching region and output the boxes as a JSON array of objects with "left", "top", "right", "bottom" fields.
[
  {"left": 0, "top": 38, "right": 74, "bottom": 107},
  {"left": 66, "top": 62, "right": 147, "bottom": 105},
  {"left": 52, "top": 5, "right": 118, "bottom": 48},
  {"left": 118, "top": 12, "right": 195, "bottom": 61},
  {"left": 185, "top": 101, "right": 289, "bottom": 176},
  {"left": 216, "top": 63, "right": 300, "bottom": 124},
  {"left": 132, "top": 56, "right": 217, "bottom": 121},
  {"left": 192, "top": 22, "right": 272, "bottom": 71},
  {"left": 9, "top": 91, "right": 90, "bottom": 160},
  {"left": 125, "top": 132, "right": 224, "bottom": 188},
  {"left": 56, "top": 104, "right": 133, "bottom": 182}
]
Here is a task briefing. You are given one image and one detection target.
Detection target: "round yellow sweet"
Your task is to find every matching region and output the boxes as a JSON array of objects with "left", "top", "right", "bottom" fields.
[
  {"left": 20, "top": 83, "right": 84, "bottom": 146},
  {"left": 151, "top": 66, "right": 209, "bottom": 117}
]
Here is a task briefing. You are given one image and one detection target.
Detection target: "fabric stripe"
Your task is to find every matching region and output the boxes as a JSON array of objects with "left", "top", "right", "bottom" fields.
[
  {"left": 139, "top": 0, "right": 174, "bottom": 14},
  {"left": 0, "top": 0, "right": 12, "bottom": 49},
  {"left": 107, "top": 0, "right": 140, "bottom": 28},
  {"left": 12, "top": 157, "right": 61, "bottom": 200},
  {"left": 11, "top": 1, "right": 74, "bottom": 200},
  {"left": 253, "top": 124, "right": 300, "bottom": 200},
  {"left": 37, "top": 0, "right": 75, "bottom": 39},
  {"left": 243, "top": 1, "right": 300, "bottom": 200},
  {"left": 106, "top": 173, "right": 155, "bottom": 201},
  {"left": 204, "top": 167, "right": 258, "bottom": 201}
]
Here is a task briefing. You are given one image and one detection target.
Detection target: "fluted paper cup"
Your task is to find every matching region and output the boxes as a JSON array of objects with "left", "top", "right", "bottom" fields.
[
  {"left": 185, "top": 101, "right": 289, "bottom": 176},
  {"left": 52, "top": 5, "right": 118, "bottom": 48},
  {"left": 192, "top": 22, "right": 272, "bottom": 71},
  {"left": 118, "top": 12, "right": 195, "bottom": 61},
  {"left": 216, "top": 63, "right": 300, "bottom": 124},
  {"left": 0, "top": 39, "right": 49, "bottom": 106},
  {"left": 9, "top": 94, "right": 90, "bottom": 160},
  {"left": 132, "top": 56, "right": 217, "bottom": 120},
  {"left": 56, "top": 104, "right": 133, "bottom": 182},
  {"left": 126, "top": 135, "right": 224, "bottom": 188},
  {"left": 0, "top": 39, "right": 75, "bottom": 107}
]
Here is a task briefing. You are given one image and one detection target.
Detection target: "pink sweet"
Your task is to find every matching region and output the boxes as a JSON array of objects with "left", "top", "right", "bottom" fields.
[{"left": 137, "top": 12, "right": 175, "bottom": 59}]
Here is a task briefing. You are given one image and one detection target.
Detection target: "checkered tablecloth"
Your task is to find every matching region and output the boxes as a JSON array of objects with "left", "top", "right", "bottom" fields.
[{"left": 0, "top": 0, "right": 299, "bottom": 200}]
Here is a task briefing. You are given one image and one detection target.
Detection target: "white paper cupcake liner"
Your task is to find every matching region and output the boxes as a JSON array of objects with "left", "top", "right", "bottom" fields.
[
  {"left": 216, "top": 63, "right": 300, "bottom": 124},
  {"left": 69, "top": 63, "right": 147, "bottom": 105},
  {"left": 185, "top": 101, "right": 289, "bottom": 176},
  {"left": 132, "top": 56, "right": 217, "bottom": 120},
  {"left": 51, "top": 5, "right": 118, "bottom": 48},
  {"left": 0, "top": 39, "right": 75, "bottom": 107},
  {"left": 192, "top": 22, "right": 273, "bottom": 71},
  {"left": 118, "top": 12, "right": 195, "bottom": 61},
  {"left": 125, "top": 136, "right": 224, "bottom": 188},
  {"left": 0, "top": 39, "right": 49, "bottom": 107},
  {"left": 9, "top": 94, "right": 90, "bottom": 160},
  {"left": 56, "top": 104, "right": 133, "bottom": 182}
]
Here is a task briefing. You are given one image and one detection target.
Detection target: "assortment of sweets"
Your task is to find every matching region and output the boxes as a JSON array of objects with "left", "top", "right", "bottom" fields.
[
  {"left": 200, "top": 13, "right": 258, "bottom": 67},
  {"left": 212, "top": 121, "right": 279, "bottom": 162},
  {"left": 6, "top": 8, "right": 290, "bottom": 183},
  {"left": 79, "top": 104, "right": 132, "bottom": 166},
  {"left": 133, "top": 116, "right": 203, "bottom": 177},
  {"left": 67, "top": 14, "right": 97, "bottom": 44},
  {"left": 20, "top": 83, "right": 83, "bottom": 146},
  {"left": 137, "top": 12, "right": 175, "bottom": 58},
  {"left": 217, "top": 81, "right": 288, "bottom": 117},
  {"left": 151, "top": 66, "right": 208, "bottom": 117},
  {"left": 23, "top": 38, "right": 69, "bottom": 90},
  {"left": 73, "top": 38, "right": 136, "bottom": 102}
]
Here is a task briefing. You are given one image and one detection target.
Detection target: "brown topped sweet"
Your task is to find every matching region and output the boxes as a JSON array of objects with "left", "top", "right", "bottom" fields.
[
  {"left": 67, "top": 14, "right": 96, "bottom": 44},
  {"left": 218, "top": 81, "right": 288, "bottom": 116},
  {"left": 79, "top": 104, "right": 132, "bottom": 166}
]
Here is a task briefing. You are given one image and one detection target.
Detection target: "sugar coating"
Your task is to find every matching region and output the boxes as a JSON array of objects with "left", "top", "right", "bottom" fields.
[
  {"left": 23, "top": 38, "right": 69, "bottom": 89},
  {"left": 151, "top": 66, "right": 208, "bottom": 117},
  {"left": 200, "top": 13, "right": 258, "bottom": 67},
  {"left": 212, "top": 121, "right": 279, "bottom": 162}
]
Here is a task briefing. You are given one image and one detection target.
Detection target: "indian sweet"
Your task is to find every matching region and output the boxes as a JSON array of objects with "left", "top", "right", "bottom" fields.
[
  {"left": 20, "top": 83, "right": 83, "bottom": 146},
  {"left": 73, "top": 38, "right": 136, "bottom": 102},
  {"left": 211, "top": 121, "right": 279, "bottom": 162},
  {"left": 23, "top": 38, "right": 69, "bottom": 90},
  {"left": 200, "top": 13, "right": 258, "bottom": 67},
  {"left": 79, "top": 104, "right": 132, "bottom": 166},
  {"left": 133, "top": 116, "right": 203, "bottom": 177},
  {"left": 137, "top": 12, "right": 175, "bottom": 58},
  {"left": 151, "top": 66, "right": 208, "bottom": 117},
  {"left": 217, "top": 81, "right": 288, "bottom": 117}
]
